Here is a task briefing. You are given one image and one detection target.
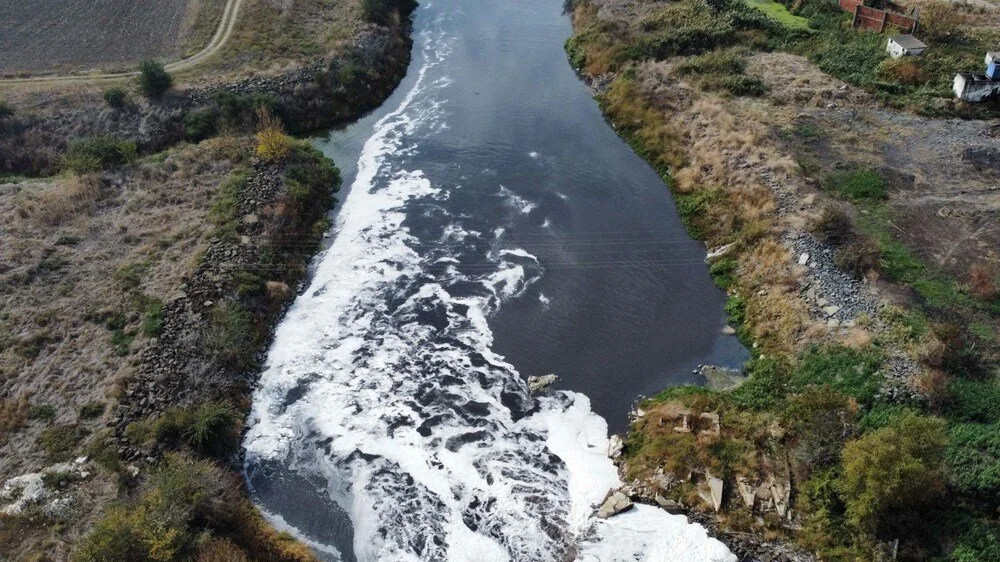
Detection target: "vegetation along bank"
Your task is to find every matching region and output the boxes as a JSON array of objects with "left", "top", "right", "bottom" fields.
[
  {"left": 0, "top": 0, "right": 417, "bottom": 560},
  {"left": 567, "top": 0, "right": 1000, "bottom": 559}
]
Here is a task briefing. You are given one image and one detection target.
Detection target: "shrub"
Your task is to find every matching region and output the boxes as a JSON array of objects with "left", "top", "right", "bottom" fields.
[
  {"left": 255, "top": 127, "right": 293, "bottom": 162},
  {"left": 204, "top": 301, "right": 259, "bottom": 372},
  {"left": 183, "top": 109, "right": 219, "bottom": 142},
  {"left": 951, "top": 520, "right": 1000, "bottom": 562},
  {"left": 792, "top": 345, "right": 883, "bottom": 405},
  {"left": 28, "top": 404, "right": 57, "bottom": 422},
  {"left": 968, "top": 262, "right": 999, "bottom": 300},
  {"left": 827, "top": 168, "right": 887, "bottom": 201},
  {"left": 919, "top": 2, "right": 963, "bottom": 42},
  {"left": 783, "top": 386, "right": 855, "bottom": 467},
  {"left": 103, "top": 87, "right": 128, "bottom": 108},
  {"left": 254, "top": 107, "right": 292, "bottom": 162},
  {"left": 947, "top": 423, "right": 1000, "bottom": 496},
  {"left": 149, "top": 402, "right": 242, "bottom": 455},
  {"left": 141, "top": 298, "right": 164, "bottom": 338},
  {"left": 0, "top": 99, "right": 12, "bottom": 120},
  {"left": 78, "top": 401, "right": 106, "bottom": 420},
  {"left": 63, "top": 136, "right": 137, "bottom": 174},
  {"left": 138, "top": 59, "right": 173, "bottom": 98},
  {"left": 730, "top": 355, "right": 791, "bottom": 410},
  {"left": 74, "top": 454, "right": 241, "bottom": 562},
  {"left": 674, "top": 49, "right": 745, "bottom": 76},
  {"left": 840, "top": 413, "right": 948, "bottom": 536},
  {"left": 811, "top": 206, "right": 854, "bottom": 246},
  {"left": 946, "top": 379, "right": 1000, "bottom": 424},
  {"left": 38, "top": 424, "right": 86, "bottom": 460},
  {"left": 834, "top": 238, "right": 880, "bottom": 278},
  {"left": 878, "top": 58, "right": 927, "bottom": 86},
  {"left": 197, "top": 538, "right": 249, "bottom": 562}
]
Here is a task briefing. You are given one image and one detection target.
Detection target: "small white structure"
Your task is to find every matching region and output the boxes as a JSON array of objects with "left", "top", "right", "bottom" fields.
[
  {"left": 887, "top": 35, "right": 927, "bottom": 58},
  {"left": 954, "top": 73, "right": 1000, "bottom": 102},
  {"left": 987, "top": 52, "right": 1000, "bottom": 66}
]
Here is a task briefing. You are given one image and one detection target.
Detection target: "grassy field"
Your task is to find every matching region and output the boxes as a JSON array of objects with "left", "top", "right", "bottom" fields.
[{"left": 744, "top": 0, "right": 812, "bottom": 30}]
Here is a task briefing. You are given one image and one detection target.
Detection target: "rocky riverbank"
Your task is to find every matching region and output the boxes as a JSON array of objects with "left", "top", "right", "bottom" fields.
[
  {"left": 0, "top": 2, "right": 417, "bottom": 560},
  {"left": 0, "top": 19, "right": 412, "bottom": 177}
]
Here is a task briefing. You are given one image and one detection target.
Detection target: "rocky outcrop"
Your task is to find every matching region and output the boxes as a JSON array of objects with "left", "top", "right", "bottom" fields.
[{"left": 597, "top": 490, "right": 634, "bottom": 518}]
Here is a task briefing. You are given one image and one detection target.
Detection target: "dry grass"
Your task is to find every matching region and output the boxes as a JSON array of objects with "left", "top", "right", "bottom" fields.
[{"left": 16, "top": 174, "right": 103, "bottom": 227}]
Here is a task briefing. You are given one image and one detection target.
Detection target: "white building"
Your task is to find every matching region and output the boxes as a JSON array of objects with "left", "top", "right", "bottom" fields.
[
  {"left": 886, "top": 35, "right": 927, "bottom": 58},
  {"left": 954, "top": 73, "right": 1000, "bottom": 102}
]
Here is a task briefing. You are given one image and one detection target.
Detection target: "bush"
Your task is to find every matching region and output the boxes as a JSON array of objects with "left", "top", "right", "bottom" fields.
[
  {"left": 255, "top": 127, "right": 293, "bottom": 162},
  {"left": 63, "top": 136, "right": 137, "bottom": 174},
  {"left": 878, "top": 58, "right": 927, "bottom": 86},
  {"left": 730, "top": 355, "right": 791, "bottom": 410},
  {"left": 834, "top": 238, "right": 880, "bottom": 278},
  {"left": 674, "top": 49, "right": 745, "bottom": 76},
  {"left": 0, "top": 99, "right": 12, "bottom": 120},
  {"left": 783, "top": 386, "right": 855, "bottom": 467},
  {"left": 149, "top": 402, "right": 242, "bottom": 455},
  {"left": 204, "top": 301, "right": 260, "bottom": 372},
  {"left": 254, "top": 107, "right": 292, "bottom": 162},
  {"left": 78, "top": 401, "right": 106, "bottom": 420},
  {"left": 183, "top": 109, "right": 219, "bottom": 142},
  {"left": 103, "top": 87, "right": 128, "bottom": 108},
  {"left": 138, "top": 59, "right": 173, "bottom": 98},
  {"left": 919, "top": 2, "right": 963, "bottom": 42},
  {"left": 840, "top": 413, "right": 948, "bottom": 536},
  {"left": 811, "top": 206, "right": 854, "bottom": 246},
  {"left": 968, "top": 262, "right": 1000, "bottom": 300},
  {"left": 947, "top": 423, "right": 1000, "bottom": 496},
  {"left": 74, "top": 454, "right": 240, "bottom": 562},
  {"left": 38, "top": 424, "right": 86, "bottom": 460},
  {"left": 951, "top": 520, "right": 1000, "bottom": 562},
  {"left": 792, "top": 345, "right": 883, "bottom": 405},
  {"left": 28, "top": 404, "right": 57, "bottom": 422},
  {"left": 946, "top": 379, "right": 1000, "bottom": 424}
]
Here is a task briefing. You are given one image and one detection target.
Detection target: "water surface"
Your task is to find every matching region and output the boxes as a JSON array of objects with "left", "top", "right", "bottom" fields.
[{"left": 244, "top": 1, "right": 746, "bottom": 560}]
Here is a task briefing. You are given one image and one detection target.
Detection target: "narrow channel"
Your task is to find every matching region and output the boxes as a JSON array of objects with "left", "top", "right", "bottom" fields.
[{"left": 243, "top": 0, "right": 747, "bottom": 560}]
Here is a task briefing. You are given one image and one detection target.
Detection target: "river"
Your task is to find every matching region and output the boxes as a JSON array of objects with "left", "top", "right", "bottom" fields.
[{"left": 242, "top": 0, "right": 747, "bottom": 560}]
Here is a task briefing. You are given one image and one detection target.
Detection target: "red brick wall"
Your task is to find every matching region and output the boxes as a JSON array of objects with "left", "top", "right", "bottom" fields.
[{"left": 838, "top": 0, "right": 917, "bottom": 33}]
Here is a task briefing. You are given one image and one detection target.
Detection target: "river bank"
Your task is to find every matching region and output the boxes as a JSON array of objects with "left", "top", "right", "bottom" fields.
[
  {"left": 0, "top": 2, "right": 416, "bottom": 560},
  {"left": 567, "top": 0, "right": 1000, "bottom": 559}
]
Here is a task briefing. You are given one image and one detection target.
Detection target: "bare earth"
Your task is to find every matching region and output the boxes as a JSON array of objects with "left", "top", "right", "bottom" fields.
[{"left": 0, "top": 0, "right": 191, "bottom": 74}]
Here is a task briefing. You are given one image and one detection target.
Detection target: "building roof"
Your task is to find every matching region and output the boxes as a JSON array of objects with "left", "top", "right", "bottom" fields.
[{"left": 889, "top": 34, "right": 927, "bottom": 49}]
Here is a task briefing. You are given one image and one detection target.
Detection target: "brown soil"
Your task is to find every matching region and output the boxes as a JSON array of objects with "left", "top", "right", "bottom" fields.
[{"left": 0, "top": 0, "right": 191, "bottom": 74}]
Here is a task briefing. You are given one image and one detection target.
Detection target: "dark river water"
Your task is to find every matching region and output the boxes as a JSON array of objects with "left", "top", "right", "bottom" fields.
[{"left": 243, "top": 1, "right": 746, "bottom": 560}]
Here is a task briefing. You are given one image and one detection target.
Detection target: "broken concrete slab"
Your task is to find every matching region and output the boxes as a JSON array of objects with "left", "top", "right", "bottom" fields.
[{"left": 598, "top": 490, "right": 634, "bottom": 518}]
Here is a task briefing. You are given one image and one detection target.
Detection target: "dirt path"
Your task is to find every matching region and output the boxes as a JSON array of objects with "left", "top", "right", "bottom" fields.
[{"left": 0, "top": 0, "right": 242, "bottom": 85}]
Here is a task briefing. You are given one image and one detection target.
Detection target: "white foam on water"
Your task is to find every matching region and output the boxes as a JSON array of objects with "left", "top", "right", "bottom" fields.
[
  {"left": 244, "top": 10, "right": 735, "bottom": 562},
  {"left": 529, "top": 151, "right": 539, "bottom": 158}
]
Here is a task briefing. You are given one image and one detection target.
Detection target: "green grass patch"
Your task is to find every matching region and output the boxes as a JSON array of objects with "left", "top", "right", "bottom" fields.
[{"left": 744, "top": 0, "right": 811, "bottom": 30}]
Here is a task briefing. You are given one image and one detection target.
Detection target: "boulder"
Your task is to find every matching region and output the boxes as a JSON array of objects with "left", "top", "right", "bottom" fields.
[
  {"left": 607, "top": 435, "right": 624, "bottom": 459},
  {"left": 597, "top": 490, "right": 634, "bottom": 519},
  {"left": 527, "top": 374, "right": 559, "bottom": 392}
]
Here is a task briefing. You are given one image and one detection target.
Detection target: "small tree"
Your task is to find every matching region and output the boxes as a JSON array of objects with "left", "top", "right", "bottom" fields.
[
  {"left": 138, "top": 59, "right": 173, "bottom": 98},
  {"left": 103, "top": 87, "right": 128, "bottom": 108},
  {"left": 0, "top": 99, "right": 12, "bottom": 120},
  {"left": 840, "top": 413, "right": 948, "bottom": 536}
]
